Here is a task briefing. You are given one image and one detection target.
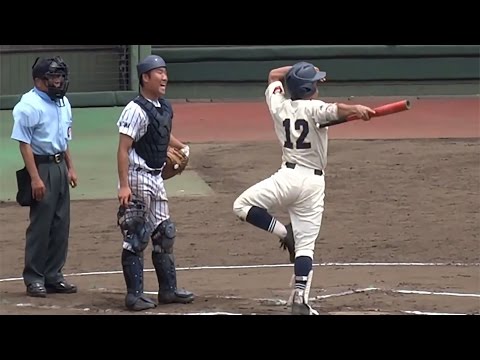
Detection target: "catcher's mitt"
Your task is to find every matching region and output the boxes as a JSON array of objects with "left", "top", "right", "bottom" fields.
[
  {"left": 279, "top": 223, "right": 295, "bottom": 263},
  {"left": 162, "top": 146, "right": 189, "bottom": 180}
]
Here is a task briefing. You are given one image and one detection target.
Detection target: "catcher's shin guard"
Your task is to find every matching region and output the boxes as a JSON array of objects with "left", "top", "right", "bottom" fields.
[
  {"left": 152, "top": 252, "right": 195, "bottom": 304},
  {"left": 121, "top": 249, "right": 156, "bottom": 311}
]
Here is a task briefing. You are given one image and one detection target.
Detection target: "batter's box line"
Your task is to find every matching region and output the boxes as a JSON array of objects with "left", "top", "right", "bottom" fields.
[
  {"left": 1, "top": 261, "right": 478, "bottom": 283},
  {"left": 88, "top": 287, "right": 479, "bottom": 316},
  {"left": 9, "top": 301, "right": 477, "bottom": 316},
  {"left": 94, "top": 286, "right": 480, "bottom": 305},
  {"left": 144, "top": 287, "right": 480, "bottom": 302},
  {"left": 11, "top": 302, "right": 243, "bottom": 316}
]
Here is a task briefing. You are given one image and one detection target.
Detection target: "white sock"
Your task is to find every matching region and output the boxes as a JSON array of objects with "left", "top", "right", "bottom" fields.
[{"left": 270, "top": 219, "right": 287, "bottom": 239}]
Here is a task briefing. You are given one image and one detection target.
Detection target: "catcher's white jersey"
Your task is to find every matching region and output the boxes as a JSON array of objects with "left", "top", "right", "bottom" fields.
[
  {"left": 265, "top": 81, "right": 338, "bottom": 171},
  {"left": 117, "top": 98, "right": 164, "bottom": 171}
]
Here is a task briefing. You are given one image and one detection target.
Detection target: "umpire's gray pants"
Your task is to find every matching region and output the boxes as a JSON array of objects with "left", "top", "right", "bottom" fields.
[{"left": 23, "top": 159, "right": 70, "bottom": 287}]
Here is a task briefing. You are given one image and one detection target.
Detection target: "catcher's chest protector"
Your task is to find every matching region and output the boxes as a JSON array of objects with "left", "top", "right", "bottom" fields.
[{"left": 133, "top": 96, "right": 173, "bottom": 169}]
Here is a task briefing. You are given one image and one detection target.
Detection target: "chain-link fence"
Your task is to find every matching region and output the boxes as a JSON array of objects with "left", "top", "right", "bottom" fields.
[{"left": 0, "top": 45, "right": 131, "bottom": 95}]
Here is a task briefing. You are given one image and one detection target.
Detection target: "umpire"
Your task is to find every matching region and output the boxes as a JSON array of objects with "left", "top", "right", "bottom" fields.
[{"left": 11, "top": 56, "right": 79, "bottom": 298}]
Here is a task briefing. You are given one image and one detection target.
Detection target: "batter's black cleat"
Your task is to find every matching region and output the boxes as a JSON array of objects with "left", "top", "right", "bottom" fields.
[{"left": 279, "top": 223, "right": 295, "bottom": 263}]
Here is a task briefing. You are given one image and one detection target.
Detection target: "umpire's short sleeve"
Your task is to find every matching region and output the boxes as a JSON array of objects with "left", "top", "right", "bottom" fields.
[{"left": 11, "top": 102, "right": 39, "bottom": 144}]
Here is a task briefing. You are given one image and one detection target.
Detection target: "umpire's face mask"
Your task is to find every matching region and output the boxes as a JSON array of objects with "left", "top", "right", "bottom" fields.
[
  {"left": 44, "top": 73, "right": 69, "bottom": 103},
  {"left": 43, "top": 58, "right": 70, "bottom": 104}
]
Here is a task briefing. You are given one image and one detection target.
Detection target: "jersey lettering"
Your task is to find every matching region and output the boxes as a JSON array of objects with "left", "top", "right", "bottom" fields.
[{"left": 282, "top": 118, "right": 312, "bottom": 150}]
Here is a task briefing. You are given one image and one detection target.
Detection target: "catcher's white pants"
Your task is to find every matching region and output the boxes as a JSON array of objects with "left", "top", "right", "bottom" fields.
[
  {"left": 121, "top": 166, "right": 170, "bottom": 250},
  {"left": 233, "top": 163, "right": 325, "bottom": 259}
]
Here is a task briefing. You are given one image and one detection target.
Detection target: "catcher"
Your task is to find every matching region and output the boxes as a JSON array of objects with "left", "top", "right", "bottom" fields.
[{"left": 116, "top": 55, "right": 194, "bottom": 311}]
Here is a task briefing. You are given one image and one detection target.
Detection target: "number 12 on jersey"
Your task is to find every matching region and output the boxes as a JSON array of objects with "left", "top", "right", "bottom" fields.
[{"left": 283, "top": 119, "right": 311, "bottom": 149}]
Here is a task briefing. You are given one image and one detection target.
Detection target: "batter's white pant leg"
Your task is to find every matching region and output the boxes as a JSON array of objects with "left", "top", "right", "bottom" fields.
[
  {"left": 288, "top": 174, "right": 324, "bottom": 315},
  {"left": 288, "top": 175, "right": 325, "bottom": 260},
  {"left": 233, "top": 172, "right": 287, "bottom": 221}
]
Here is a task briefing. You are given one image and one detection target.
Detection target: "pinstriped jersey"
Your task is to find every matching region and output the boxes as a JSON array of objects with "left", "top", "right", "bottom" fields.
[
  {"left": 265, "top": 81, "right": 339, "bottom": 171},
  {"left": 117, "top": 98, "right": 165, "bottom": 171}
]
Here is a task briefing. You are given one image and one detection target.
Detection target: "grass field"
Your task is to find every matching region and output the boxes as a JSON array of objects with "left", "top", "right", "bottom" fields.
[{"left": 1, "top": 107, "right": 124, "bottom": 202}]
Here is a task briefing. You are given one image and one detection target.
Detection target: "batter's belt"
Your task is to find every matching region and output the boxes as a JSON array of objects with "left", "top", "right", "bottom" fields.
[{"left": 285, "top": 162, "right": 323, "bottom": 176}]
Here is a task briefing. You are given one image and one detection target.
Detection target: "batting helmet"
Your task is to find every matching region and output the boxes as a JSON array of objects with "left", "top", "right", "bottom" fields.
[
  {"left": 285, "top": 61, "right": 326, "bottom": 100},
  {"left": 137, "top": 55, "right": 167, "bottom": 78},
  {"left": 32, "top": 56, "right": 69, "bottom": 101}
]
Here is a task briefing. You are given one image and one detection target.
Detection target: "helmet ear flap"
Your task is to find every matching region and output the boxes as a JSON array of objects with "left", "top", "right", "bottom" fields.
[{"left": 300, "top": 83, "right": 316, "bottom": 97}]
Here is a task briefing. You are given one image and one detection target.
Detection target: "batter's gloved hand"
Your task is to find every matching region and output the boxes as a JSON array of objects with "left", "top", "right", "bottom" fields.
[{"left": 279, "top": 223, "right": 295, "bottom": 263}]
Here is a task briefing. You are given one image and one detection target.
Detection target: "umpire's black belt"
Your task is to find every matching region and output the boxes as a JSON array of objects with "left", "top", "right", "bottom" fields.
[
  {"left": 34, "top": 152, "right": 65, "bottom": 164},
  {"left": 285, "top": 162, "right": 323, "bottom": 176}
]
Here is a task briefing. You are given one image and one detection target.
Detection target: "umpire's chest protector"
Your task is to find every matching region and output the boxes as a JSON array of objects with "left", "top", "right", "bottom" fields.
[{"left": 133, "top": 96, "right": 173, "bottom": 169}]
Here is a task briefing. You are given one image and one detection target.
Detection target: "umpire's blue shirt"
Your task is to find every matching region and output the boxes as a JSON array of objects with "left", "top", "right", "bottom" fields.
[{"left": 11, "top": 87, "right": 73, "bottom": 155}]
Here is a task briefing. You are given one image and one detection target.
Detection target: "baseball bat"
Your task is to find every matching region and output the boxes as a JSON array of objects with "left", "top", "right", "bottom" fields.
[{"left": 317, "top": 100, "right": 411, "bottom": 128}]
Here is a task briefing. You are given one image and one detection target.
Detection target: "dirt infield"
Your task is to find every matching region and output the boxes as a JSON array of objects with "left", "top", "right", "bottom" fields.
[{"left": 0, "top": 99, "right": 479, "bottom": 315}]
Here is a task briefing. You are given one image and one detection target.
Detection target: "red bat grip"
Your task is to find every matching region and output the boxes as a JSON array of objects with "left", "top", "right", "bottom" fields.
[
  {"left": 346, "top": 100, "right": 411, "bottom": 122},
  {"left": 317, "top": 100, "right": 411, "bottom": 128}
]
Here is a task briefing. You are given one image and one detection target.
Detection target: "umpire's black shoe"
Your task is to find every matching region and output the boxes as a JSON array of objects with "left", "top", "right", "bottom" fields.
[
  {"left": 45, "top": 281, "right": 78, "bottom": 294},
  {"left": 26, "top": 283, "right": 47, "bottom": 298},
  {"left": 280, "top": 223, "right": 296, "bottom": 263}
]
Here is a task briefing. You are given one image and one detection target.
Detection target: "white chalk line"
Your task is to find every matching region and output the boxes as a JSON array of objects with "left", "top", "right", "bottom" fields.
[
  {"left": 401, "top": 311, "right": 470, "bottom": 316},
  {"left": 9, "top": 287, "right": 477, "bottom": 316},
  {"left": 1, "top": 261, "right": 478, "bottom": 283},
  {"left": 141, "top": 287, "right": 480, "bottom": 301},
  {"left": 2, "top": 263, "right": 478, "bottom": 315},
  {"left": 92, "top": 286, "right": 479, "bottom": 315},
  {"left": 11, "top": 304, "right": 473, "bottom": 316},
  {"left": 11, "top": 303, "right": 242, "bottom": 315}
]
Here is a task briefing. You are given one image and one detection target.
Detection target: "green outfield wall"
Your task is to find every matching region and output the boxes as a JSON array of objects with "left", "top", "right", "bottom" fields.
[{"left": 1, "top": 45, "right": 478, "bottom": 110}]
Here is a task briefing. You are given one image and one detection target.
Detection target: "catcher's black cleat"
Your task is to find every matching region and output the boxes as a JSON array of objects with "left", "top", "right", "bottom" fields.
[
  {"left": 279, "top": 223, "right": 295, "bottom": 263},
  {"left": 126, "top": 294, "right": 156, "bottom": 311},
  {"left": 158, "top": 289, "right": 195, "bottom": 304}
]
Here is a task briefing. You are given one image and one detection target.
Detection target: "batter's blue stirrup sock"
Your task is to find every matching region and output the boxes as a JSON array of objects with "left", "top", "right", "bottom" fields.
[
  {"left": 245, "top": 206, "right": 287, "bottom": 238},
  {"left": 294, "top": 256, "right": 313, "bottom": 291}
]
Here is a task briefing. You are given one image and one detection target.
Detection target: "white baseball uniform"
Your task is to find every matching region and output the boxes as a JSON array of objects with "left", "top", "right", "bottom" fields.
[
  {"left": 117, "top": 99, "right": 169, "bottom": 252},
  {"left": 234, "top": 80, "right": 339, "bottom": 259}
]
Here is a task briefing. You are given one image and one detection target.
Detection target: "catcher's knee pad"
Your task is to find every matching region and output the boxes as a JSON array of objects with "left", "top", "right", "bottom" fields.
[
  {"left": 151, "top": 218, "right": 176, "bottom": 253},
  {"left": 117, "top": 200, "right": 150, "bottom": 254}
]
